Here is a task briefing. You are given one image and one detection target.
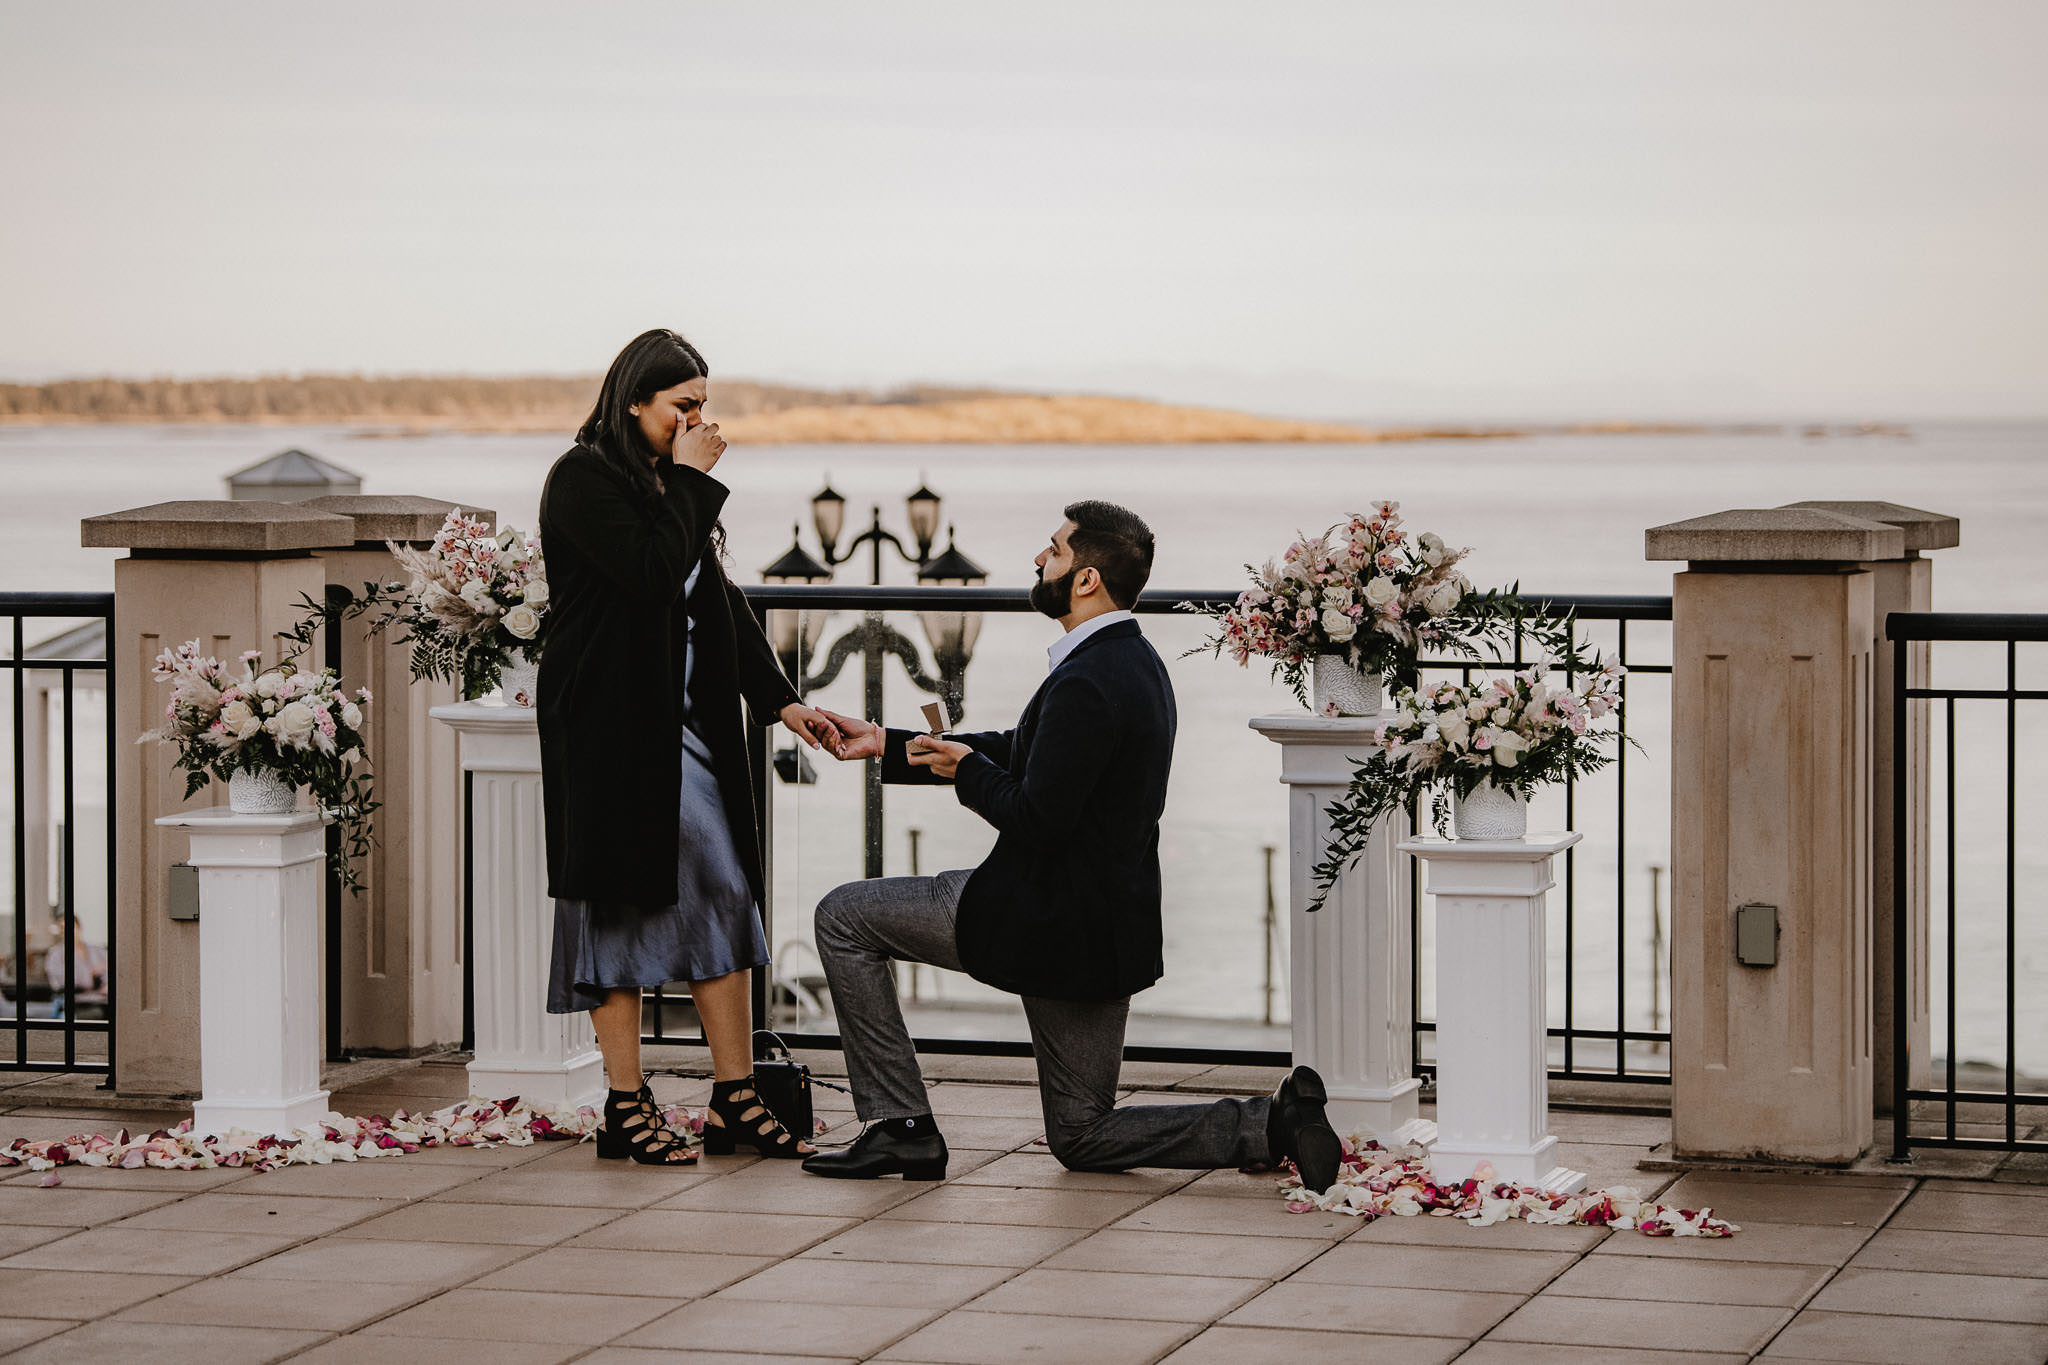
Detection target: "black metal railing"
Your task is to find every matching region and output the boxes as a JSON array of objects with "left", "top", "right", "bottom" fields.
[
  {"left": 1889, "top": 611, "right": 2048, "bottom": 1156},
  {"left": 626, "top": 584, "right": 1673, "bottom": 1073},
  {"left": 0, "top": 592, "right": 115, "bottom": 1077}
]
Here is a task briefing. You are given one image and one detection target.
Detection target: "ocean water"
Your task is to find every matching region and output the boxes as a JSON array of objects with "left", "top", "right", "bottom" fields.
[{"left": 1, "top": 420, "right": 2042, "bottom": 1069}]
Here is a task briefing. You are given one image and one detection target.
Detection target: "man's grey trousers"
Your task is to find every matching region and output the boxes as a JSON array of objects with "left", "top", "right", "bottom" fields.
[{"left": 813, "top": 870, "right": 1273, "bottom": 1172}]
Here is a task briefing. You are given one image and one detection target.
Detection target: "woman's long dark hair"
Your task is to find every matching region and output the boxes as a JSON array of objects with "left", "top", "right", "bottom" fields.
[{"left": 577, "top": 328, "right": 726, "bottom": 556}]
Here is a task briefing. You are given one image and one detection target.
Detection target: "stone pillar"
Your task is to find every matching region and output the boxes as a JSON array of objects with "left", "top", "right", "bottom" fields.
[
  {"left": 1782, "top": 502, "right": 1959, "bottom": 1113},
  {"left": 1402, "top": 832, "right": 1585, "bottom": 1192},
  {"left": 1648, "top": 508, "right": 1903, "bottom": 1162},
  {"left": 431, "top": 699, "right": 603, "bottom": 1111},
  {"left": 154, "top": 806, "right": 332, "bottom": 1136},
  {"left": 1250, "top": 715, "right": 1433, "bottom": 1148},
  {"left": 302, "top": 496, "right": 493, "bottom": 1057},
  {"left": 83, "top": 501, "right": 357, "bottom": 1098}
]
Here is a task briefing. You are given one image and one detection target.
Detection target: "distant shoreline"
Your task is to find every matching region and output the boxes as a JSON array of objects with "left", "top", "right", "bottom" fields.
[{"left": 0, "top": 375, "right": 1908, "bottom": 444}]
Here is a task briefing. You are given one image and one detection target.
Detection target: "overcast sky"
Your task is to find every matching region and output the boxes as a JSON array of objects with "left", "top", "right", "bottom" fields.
[{"left": 2, "top": 2, "right": 2043, "bottom": 420}]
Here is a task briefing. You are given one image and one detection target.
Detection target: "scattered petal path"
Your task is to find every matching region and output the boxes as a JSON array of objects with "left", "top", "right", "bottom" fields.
[{"left": 1276, "top": 1136, "right": 1739, "bottom": 1238}]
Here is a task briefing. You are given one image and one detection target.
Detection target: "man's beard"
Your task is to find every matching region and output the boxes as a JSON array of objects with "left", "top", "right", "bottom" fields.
[{"left": 1029, "top": 564, "right": 1074, "bottom": 619}]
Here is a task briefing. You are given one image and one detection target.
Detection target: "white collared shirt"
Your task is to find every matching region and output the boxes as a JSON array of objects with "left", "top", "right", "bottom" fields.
[{"left": 1047, "top": 609, "right": 1136, "bottom": 673}]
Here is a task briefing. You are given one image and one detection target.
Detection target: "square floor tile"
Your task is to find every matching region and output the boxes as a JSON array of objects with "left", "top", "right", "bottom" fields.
[
  {"left": 113, "top": 1192, "right": 392, "bottom": 1237},
  {"left": 0, "top": 1319, "right": 78, "bottom": 1353},
  {"left": 115, "top": 1276, "right": 434, "bottom": 1331},
  {"left": 3, "top": 1163, "right": 254, "bottom": 1191},
  {"left": 1345, "top": 1211, "right": 1610, "bottom": 1252},
  {"left": 653, "top": 1170, "right": 925, "bottom": 1218},
  {"left": 290, "top": 1331, "right": 588, "bottom": 1364},
  {"left": 580, "top": 1351, "right": 855, "bottom": 1365},
  {"left": 1487, "top": 1296, "right": 1791, "bottom": 1353},
  {"left": 1545, "top": 1255, "right": 1830, "bottom": 1307},
  {"left": 1890, "top": 1190, "right": 2048, "bottom": 1236},
  {"left": 716, "top": 1256, "right": 1015, "bottom": 1310},
  {"left": 235, "top": 1161, "right": 481, "bottom": 1200},
  {"left": 622, "top": 1298, "right": 939, "bottom": 1356},
  {"left": 1590, "top": 1220, "right": 1870, "bottom": 1265},
  {"left": 363, "top": 1288, "right": 683, "bottom": 1344},
  {"left": 1113, "top": 1194, "right": 1363, "bottom": 1240},
  {"left": 1225, "top": 1281, "right": 1523, "bottom": 1339},
  {"left": 569, "top": 1209, "right": 853, "bottom": 1257},
  {"left": 0, "top": 1224, "right": 80, "bottom": 1259},
  {"left": 1849, "top": 1228, "right": 2048, "bottom": 1278},
  {"left": 0, "top": 1186, "right": 182, "bottom": 1227},
  {"left": 1459, "top": 1346, "right": 1749, "bottom": 1365},
  {"left": 1653, "top": 1174, "right": 1910, "bottom": 1228},
  {"left": 924, "top": 1086, "right": 1054, "bottom": 1119},
  {"left": 1291, "top": 1242, "right": 1577, "bottom": 1294},
  {"left": 332, "top": 1199, "right": 615, "bottom": 1245},
  {"left": 1161, "top": 1324, "right": 1465, "bottom": 1365},
  {"left": 1807, "top": 1267, "right": 2048, "bottom": 1323},
  {"left": 1, "top": 1318, "right": 326, "bottom": 1364},
  {"left": 876, "top": 1308, "right": 1194, "bottom": 1364},
  {"left": 880, "top": 1183, "right": 1157, "bottom": 1228},
  {"left": 1043, "top": 1229, "right": 1325, "bottom": 1279},
  {"left": 0, "top": 1268, "right": 196, "bottom": 1319},
  {"left": 471, "top": 1247, "right": 776, "bottom": 1298},
  {"left": 431, "top": 1166, "right": 705, "bottom": 1209},
  {"left": 801, "top": 1218, "right": 1088, "bottom": 1267},
  {"left": 1760, "top": 1309, "right": 2048, "bottom": 1363},
  {"left": 1, "top": 1227, "right": 296, "bottom": 1276},
  {"left": 228, "top": 1237, "right": 529, "bottom": 1287},
  {"left": 950, "top": 1152, "right": 1198, "bottom": 1194},
  {"left": 967, "top": 1266, "right": 1263, "bottom": 1323}
]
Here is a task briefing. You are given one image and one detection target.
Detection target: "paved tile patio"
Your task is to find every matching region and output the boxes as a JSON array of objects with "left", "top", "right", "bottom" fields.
[{"left": 3, "top": 1058, "right": 2046, "bottom": 1363}]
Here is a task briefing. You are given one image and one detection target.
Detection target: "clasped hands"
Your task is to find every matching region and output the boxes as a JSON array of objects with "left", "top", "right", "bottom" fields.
[{"left": 789, "top": 706, "right": 970, "bottom": 780}]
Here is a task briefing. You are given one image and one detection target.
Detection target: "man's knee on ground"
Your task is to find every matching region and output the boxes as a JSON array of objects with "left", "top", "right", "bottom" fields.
[{"left": 1044, "top": 1120, "right": 1127, "bottom": 1174}]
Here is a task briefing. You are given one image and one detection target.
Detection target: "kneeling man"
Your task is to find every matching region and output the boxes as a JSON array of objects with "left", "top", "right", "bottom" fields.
[{"left": 803, "top": 500, "right": 1340, "bottom": 1192}]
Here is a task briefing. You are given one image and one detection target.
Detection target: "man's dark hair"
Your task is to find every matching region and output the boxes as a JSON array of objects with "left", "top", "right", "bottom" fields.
[{"left": 1063, "top": 500, "right": 1155, "bottom": 609}]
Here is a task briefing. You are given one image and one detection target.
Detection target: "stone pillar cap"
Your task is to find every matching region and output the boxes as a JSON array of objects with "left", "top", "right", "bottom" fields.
[
  {"left": 1645, "top": 508, "right": 1905, "bottom": 564},
  {"left": 82, "top": 500, "right": 358, "bottom": 553},
  {"left": 300, "top": 495, "right": 499, "bottom": 545},
  {"left": 1779, "top": 500, "right": 1959, "bottom": 554}
]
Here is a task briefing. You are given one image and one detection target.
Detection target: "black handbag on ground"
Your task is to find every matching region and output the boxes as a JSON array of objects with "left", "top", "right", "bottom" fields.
[{"left": 750, "top": 1029, "right": 818, "bottom": 1138}]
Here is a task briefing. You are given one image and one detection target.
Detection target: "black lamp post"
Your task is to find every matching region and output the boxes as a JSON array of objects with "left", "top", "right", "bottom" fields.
[{"left": 760, "top": 479, "right": 988, "bottom": 881}]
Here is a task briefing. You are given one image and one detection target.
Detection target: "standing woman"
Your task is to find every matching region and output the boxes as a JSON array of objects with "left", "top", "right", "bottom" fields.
[{"left": 539, "top": 328, "right": 837, "bottom": 1165}]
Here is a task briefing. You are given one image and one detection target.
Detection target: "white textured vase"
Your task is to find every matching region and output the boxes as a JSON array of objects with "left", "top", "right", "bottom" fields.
[
  {"left": 499, "top": 651, "right": 538, "bottom": 708},
  {"left": 1312, "top": 656, "right": 1382, "bottom": 717},
  {"left": 1453, "top": 783, "right": 1529, "bottom": 841},
  {"left": 227, "top": 767, "right": 299, "bottom": 814}
]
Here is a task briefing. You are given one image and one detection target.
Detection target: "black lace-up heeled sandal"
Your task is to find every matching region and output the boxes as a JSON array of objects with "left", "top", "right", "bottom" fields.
[
  {"left": 595, "top": 1081, "right": 698, "bottom": 1165},
  {"left": 702, "top": 1075, "right": 812, "bottom": 1158}
]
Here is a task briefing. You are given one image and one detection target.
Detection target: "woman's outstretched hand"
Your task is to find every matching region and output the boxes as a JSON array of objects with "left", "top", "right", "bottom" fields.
[
  {"left": 816, "top": 708, "right": 883, "bottom": 761},
  {"left": 673, "top": 419, "right": 725, "bottom": 474},
  {"left": 779, "top": 703, "right": 841, "bottom": 752}
]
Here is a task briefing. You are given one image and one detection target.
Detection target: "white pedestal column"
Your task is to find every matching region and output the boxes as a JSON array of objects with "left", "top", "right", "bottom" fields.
[
  {"left": 432, "top": 699, "right": 604, "bottom": 1112},
  {"left": 1401, "top": 832, "right": 1585, "bottom": 1193},
  {"left": 1251, "top": 715, "right": 1433, "bottom": 1148},
  {"left": 154, "top": 807, "right": 332, "bottom": 1137}
]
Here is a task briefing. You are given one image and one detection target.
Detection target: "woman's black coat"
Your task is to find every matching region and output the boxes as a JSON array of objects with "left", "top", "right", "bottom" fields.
[{"left": 536, "top": 445, "right": 799, "bottom": 907}]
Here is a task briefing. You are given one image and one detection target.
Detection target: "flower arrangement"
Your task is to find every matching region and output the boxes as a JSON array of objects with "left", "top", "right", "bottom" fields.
[
  {"left": 145, "top": 641, "right": 378, "bottom": 893},
  {"left": 1308, "top": 655, "right": 1629, "bottom": 907},
  {"left": 384, "top": 509, "right": 549, "bottom": 701},
  {"left": 1185, "top": 501, "right": 1539, "bottom": 708}
]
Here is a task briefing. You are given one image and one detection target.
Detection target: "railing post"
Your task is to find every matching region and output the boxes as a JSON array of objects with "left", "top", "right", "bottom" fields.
[
  {"left": 1783, "top": 502, "right": 1958, "bottom": 1115},
  {"left": 83, "top": 501, "right": 356, "bottom": 1098},
  {"left": 303, "top": 496, "right": 491, "bottom": 1058},
  {"left": 1889, "top": 619, "right": 1911, "bottom": 1161},
  {"left": 1648, "top": 507, "right": 1900, "bottom": 1162}
]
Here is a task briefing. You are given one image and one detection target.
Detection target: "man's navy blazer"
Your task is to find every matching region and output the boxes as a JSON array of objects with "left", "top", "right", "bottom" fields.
[{"left": 880, "top": 618, "right": 1176, "bottom": 1001}]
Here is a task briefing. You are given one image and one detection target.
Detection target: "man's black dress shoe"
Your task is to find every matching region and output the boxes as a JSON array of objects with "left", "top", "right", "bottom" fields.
[
  {"left": 1266, "top": 1065, "right": 1343, "bottom": 1194},
  {"left": 801, "top": 1120, "right": 948, "bottom": 1181}
]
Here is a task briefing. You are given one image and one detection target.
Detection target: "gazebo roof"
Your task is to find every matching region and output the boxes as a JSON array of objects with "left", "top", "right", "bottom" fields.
[{"left": 226, "top": 448, "right": 361, "bottom": 487}]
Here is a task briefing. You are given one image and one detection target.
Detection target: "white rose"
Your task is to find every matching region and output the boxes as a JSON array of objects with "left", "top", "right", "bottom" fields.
[
  {"left": 255, "top": 672, "right": 281, "bottom": 699},
  {"left": 220, "top": 700, "right": 255, "bottom": 735},
  {"left": 1467, "top": 700, "right": 1489, "bottom": 721},
  {"left": 1319, "top": 608, "right": 1357, "bottom": 643},
  {"left": 341, "top": 702, "right": 363, "bottom": 730},
  {"left": 1320, "top": 587, "right": 1349, "bottom": 609},
  {"left": 459, "top": 580, "right": 493, "bottom": 610},
  {"left": 271, "top": 700, "right": 316, "bottom": 749},
  {"left": 521, "top": 580, "right": 549, "bottom": 608},
  {"left": 1492, "top": 731, "right": 1528, "bottom": 766},
  {"left": 1362, "top": 577, "right": 1399, "bottom": 608},
  {"left": 1426, "top": 580, "right": 1462, "bottom": 615},
  {"left": 503, "top": 604, "right": 541, "bottom": 640},
  {"left": 1439, "top": 713, "right": 1470, "bottom": 747}
]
